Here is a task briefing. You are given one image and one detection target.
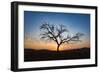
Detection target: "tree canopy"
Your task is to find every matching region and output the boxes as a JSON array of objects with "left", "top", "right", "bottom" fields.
[{"left": 40, "top": 22, "right": 84, "bottom": 52}]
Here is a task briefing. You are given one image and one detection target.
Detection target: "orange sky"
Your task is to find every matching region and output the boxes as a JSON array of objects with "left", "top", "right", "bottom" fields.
[{"left": 24, "top": 35, "right": 90, "bottom": 51}]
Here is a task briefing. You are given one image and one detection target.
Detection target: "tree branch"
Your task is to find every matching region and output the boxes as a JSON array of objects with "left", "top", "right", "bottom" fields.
[{"left": 40, "top": 22, "right": 84, "bottom": 51}]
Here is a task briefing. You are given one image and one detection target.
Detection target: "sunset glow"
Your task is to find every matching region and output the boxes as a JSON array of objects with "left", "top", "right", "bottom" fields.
[{"left": 24, "top": 11, "right": 90, "bottom": 51}]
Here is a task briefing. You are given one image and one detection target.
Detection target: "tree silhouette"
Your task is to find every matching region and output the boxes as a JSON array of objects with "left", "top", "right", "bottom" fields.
[{"left": 40, "top": 22, "right": 84, "bottom": 52}]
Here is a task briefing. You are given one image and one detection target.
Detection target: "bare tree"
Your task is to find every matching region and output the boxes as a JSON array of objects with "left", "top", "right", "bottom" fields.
[{"left": 40, "top": 22, "right": 84, "bottom": 52}]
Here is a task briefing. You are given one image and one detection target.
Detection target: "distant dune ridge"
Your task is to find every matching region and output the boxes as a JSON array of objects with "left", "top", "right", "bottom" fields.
[{"left": 24, "top": 48, "right": 90, "bottom": 62}]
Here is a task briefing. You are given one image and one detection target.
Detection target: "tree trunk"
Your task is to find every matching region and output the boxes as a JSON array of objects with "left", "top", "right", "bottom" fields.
[{"left": 57, "top": 44, "right": 60, "bottom": 52}]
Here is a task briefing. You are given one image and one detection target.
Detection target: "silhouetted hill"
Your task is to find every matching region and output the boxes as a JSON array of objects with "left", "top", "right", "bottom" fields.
[{"left": 24, "top": 48, "right": 90, "bottom": 62}]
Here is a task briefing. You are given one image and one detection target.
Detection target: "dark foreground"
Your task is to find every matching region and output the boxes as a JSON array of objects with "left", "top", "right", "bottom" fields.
[{"left": 24, "top": 48, "right": 90, "bottom": 62}]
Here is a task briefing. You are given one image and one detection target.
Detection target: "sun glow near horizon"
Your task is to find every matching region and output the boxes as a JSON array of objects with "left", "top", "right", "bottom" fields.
[{"left": 24, "top": 34, "right": 90, "bottom": 51}]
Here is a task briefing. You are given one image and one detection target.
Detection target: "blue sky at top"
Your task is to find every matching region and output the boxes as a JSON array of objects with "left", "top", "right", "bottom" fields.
[{"left": 24, "top": 11, "right": 90, "bottom": 39}]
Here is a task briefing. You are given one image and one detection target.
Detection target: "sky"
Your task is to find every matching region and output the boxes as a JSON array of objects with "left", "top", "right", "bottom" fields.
[{"left": 24, "top": 11, "right": 90, "bottom": 51}]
